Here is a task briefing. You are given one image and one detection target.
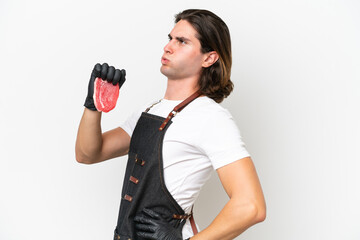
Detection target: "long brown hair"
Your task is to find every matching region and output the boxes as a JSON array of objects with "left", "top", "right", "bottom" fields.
[{"left": 175, "top": 9, "right": 233, "bottom": 103}]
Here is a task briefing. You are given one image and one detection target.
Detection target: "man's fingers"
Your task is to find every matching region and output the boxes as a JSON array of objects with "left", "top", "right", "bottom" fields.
[
  {"left": 136, "top": 231, "right": 156, "bottom": 239},
  {"left": 101, "top": 63, "right": 109, "bottom": 80},
  {"left": 142, "top": 208, "right": 161, "bottom": 219},
  {"left": 119, "top": 69, "right": 126, "bottom": 88},
  {"left": 113, "top": 69, "right": 121, "bottom": 85},
  {"left": 107, "top": 66, "right": 115, "bottom": 83},
  {"left": 134, "top": 215, "right": 153, "bottom": 224},
  {"left": 93, "top": 63, "right": 124, "bottom": 87},
  {"left": 93, "top": 63, "right": 101, "bottom": 77},
  {"left": 134, "top": 223, "right": 156, "bottom": 233}
]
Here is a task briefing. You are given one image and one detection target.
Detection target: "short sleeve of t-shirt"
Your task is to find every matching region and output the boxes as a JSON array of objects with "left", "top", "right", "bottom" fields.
[
  {"left": 196, "top": 107, "right": 250, "bottom": 170},
  {"left": 120, "top": 108, "right": 142, "bottom": 138}
]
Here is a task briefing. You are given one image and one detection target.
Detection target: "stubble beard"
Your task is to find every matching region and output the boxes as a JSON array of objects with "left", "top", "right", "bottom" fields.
[{"left": 160, "top": 65, "right": 179, "bottom": 80}]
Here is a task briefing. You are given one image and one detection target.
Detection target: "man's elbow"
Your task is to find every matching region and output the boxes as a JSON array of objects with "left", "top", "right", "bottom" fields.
[
  {"left": 76, "top": 155, "right": 91, "bottom": 164},
  {"left": 237, "top": 200, "right": 266, "bottom": 226},
  {"left": 254, "top": 203, "right": 266, "bottom": 223},
  {"left": 251, "top": 200, "right": 266, "bottom": 223},
  {"left": 75, "top": 151, "right": 97, "bottom": 164}
]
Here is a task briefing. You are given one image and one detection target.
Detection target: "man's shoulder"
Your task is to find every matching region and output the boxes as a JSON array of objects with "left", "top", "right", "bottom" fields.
[{"left": 189, "top": 96, "right": 231, "bottom": 116}]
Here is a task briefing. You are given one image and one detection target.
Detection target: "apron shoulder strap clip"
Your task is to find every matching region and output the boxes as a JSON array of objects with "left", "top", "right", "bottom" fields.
[{"left": 159, "top": 90, "right": 202, "bottom": 131}]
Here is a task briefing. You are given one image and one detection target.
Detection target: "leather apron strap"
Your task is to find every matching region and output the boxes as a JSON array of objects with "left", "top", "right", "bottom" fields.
[
  {"left": 190, "top": 214, "right": 198, "bottom": 235},
  {"left": 159, "top": 90, "right": 202, "bottom": 131},
  {"left": 190, "top": 206, "right": 198, "bottom": 235}
]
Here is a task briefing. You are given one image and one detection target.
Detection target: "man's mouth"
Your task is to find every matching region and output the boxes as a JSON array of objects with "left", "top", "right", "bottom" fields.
[{"left": 161, "top": 57, "right": 169, "bottom": 64}]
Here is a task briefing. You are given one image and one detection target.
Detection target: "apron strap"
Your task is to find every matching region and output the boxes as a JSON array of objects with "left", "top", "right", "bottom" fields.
[
  {"left": 172, "top": 206, "right": 198, "bottom": 235},
  {"left": 172, "top": 213, "right": 192, "bottom": 220},
  {"left": 159, "top": 90, "right": 202, "bottom": 131},
  {"left": 190, "top": 214, "right": 198, "bottom": 235},
  {"left": 189, "top": 206, "right": 198, "bottom": 235}
]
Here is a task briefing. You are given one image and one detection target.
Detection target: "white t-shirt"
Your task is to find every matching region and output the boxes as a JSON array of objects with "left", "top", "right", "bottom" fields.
[{"left": 120, "top": 96, "right": 250, "bottom": 239}]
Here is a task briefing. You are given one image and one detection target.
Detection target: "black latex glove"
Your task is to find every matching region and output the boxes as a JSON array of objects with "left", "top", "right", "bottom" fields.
[
  {"left": 134, "top": 208, "right": 183, "bottom": 240},
  {"left": 84, "top": 63, "right": 126, "bottom": 111}
]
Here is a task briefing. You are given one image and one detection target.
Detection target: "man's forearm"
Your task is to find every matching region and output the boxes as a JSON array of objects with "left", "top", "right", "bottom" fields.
[
  {"left": 75, "top": 108, "right": 103, "bottom": 164},
  {"left": 190, "top": 197, "right": 265, "bottom": 240}
]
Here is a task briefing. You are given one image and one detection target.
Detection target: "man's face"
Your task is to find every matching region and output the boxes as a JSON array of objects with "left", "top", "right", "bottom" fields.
[{"left": 160, "top": 20, "right": 205, "bottom": 81}]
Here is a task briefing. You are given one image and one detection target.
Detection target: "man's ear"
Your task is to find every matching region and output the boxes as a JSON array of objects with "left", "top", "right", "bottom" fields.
[{"left": 202, "top": 51, "right": 219, "bottom": 68}]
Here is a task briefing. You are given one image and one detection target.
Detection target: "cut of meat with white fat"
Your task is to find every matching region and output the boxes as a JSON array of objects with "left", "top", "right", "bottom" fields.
[{"left": 93, "top": 77, "right": 120, "bottom": 113}]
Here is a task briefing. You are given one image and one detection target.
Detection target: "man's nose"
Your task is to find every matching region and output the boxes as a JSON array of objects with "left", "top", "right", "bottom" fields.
[{"left": 163, "top": 40, "right": 173, "bottom": 54}]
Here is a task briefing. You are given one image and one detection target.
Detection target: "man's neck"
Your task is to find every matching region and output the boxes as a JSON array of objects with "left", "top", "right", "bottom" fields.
[{"left": 164, "top": 77, "right": 200, "bottom": 100}]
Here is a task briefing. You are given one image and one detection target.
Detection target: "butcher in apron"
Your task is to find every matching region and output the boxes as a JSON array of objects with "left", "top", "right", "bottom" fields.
[{"left": 76, "top": 8, "right": 266, "bottom": 240}]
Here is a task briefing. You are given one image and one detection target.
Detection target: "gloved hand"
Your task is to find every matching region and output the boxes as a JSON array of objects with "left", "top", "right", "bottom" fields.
[
  {"left": 84, "top": 63, "right": 126, "bottom": 111},
  {"left": 134, "top": 208, "right": 183, "bottom": 240}
]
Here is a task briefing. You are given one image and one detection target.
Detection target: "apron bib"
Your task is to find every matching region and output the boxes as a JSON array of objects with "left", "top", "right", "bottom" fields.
[{"left": 114, "top": 91, "right": 201, "bottom": 240}]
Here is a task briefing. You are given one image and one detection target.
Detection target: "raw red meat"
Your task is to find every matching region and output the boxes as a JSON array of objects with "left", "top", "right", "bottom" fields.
[{"left": 93, "top": 77, "right": 119, "bottom": 112}]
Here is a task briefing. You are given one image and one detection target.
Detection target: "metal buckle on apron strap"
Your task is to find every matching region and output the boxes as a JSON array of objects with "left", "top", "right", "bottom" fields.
[
  {"left": 159, "top": 90, "right": 202, "bottom": 131},
  {"left": 174, "top": 206, "right": 198, "bottom": 234},
  {"left": 159, "top": 110, "right": 177, "bottom": 131}
]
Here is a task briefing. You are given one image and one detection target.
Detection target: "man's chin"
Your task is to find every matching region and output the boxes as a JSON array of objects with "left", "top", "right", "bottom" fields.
[
  {"left": 160, "top": 67, "right": 188, "bottom": 80},
  {"left": 160, "top": 67, "right": 173, "bottom": 78}
]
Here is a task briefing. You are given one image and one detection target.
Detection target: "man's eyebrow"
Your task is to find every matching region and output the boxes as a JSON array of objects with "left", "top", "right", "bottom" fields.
[{"left": 168, "top": 34, "right": 191, "bottom": 42}]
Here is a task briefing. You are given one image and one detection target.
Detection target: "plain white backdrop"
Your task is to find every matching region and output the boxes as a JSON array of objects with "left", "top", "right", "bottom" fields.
[{"left": 1, "top": 0, "right": 359, "bottom": 239}]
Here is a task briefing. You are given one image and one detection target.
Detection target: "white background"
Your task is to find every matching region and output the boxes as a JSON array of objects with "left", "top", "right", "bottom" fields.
[{"left": 1, "top": 0, "right": 359, "bottom": 239}]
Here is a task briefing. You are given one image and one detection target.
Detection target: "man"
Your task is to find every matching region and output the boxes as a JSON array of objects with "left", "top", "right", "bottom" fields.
[{"left": 76, "top": 9, "right": 266, "bottom": 240}]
